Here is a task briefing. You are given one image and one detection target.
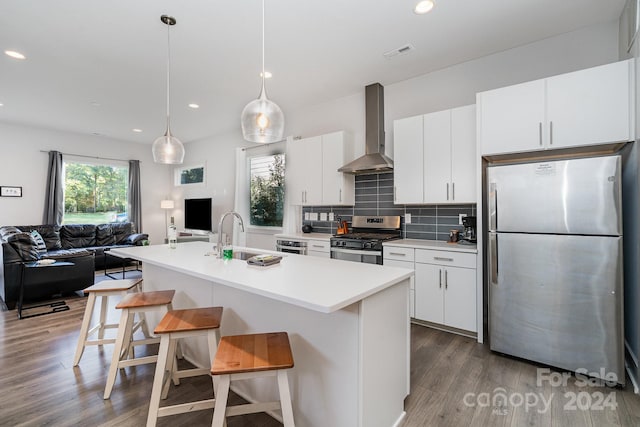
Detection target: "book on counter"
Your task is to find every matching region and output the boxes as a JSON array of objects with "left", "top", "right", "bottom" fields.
[{"left": 246, "top": 254, "right": 283, "bottom": 267}]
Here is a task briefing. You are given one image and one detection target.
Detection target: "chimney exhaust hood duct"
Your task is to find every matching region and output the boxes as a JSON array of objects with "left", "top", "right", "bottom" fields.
[{"left": 338, "top": 83, "right": 393, "bottom": 174}]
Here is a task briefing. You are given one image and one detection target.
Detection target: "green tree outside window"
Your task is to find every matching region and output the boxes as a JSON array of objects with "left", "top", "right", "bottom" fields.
[{"left": 250, "top": 154, "right": 285, "bottom": 227}]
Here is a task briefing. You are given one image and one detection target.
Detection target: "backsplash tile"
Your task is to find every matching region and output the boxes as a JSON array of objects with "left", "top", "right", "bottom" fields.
[{"left": 301, "top": 172, "right": 476, "bottom": 241}]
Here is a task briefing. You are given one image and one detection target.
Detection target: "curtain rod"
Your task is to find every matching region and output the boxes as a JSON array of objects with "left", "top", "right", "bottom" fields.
[{"left": 40, "top": 150, "right": 138, "bottom": 163}]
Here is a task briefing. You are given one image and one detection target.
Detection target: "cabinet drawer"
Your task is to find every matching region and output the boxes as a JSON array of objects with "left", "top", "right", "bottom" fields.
[
  {"left": 383, "top": 246, "right": 415, "bottom": 262},
  {"left": 415, "top": 249, "right": 476, "bottom": 269},
  {"left": 307, "top": 240, "right": 330, "bottom": 252}
]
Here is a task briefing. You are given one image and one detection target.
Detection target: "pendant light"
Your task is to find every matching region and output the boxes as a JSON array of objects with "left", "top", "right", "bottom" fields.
[
  {"left": 240, "top": 0, "right": 284, "bottom": 143},
  {"left": 152, "top": 15, "right": 185, "bottom": 164}
]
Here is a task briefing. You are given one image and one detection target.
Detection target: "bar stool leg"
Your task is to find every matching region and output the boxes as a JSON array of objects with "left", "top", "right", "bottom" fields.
[
  {"left": 277, "top": 370, "right": 295, "bottom": 427},
  {"left": 211, "top": 374, "right": 231, "bottom": 427},
  {"left": 98, "top": 294, "right": 109, "bottom": 340},
  {"left": 73, "top": 292, "right": 97, "bottom": 366},
  {"left": 161, "top": 337, "right": 178, "bottom": 399},
  {"left": 146, "top": 334, "right": 171, "bottom": 427},
  {"left": 120, "top": 311, "right": 136, "bottom": 361},
  {"left": 104, "top": 308, "right": 131, "bottom": 399}
]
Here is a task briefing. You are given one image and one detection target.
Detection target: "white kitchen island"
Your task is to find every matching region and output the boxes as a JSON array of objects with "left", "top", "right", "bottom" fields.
[{"left": 110, "top": 241, "right": 413, "bottom": 427}]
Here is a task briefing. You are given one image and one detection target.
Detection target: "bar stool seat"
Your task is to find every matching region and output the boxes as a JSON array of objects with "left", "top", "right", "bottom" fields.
[
  {"left": 73, "top": 278, "right": 145, "bottom": 366},
  {"left": 211, "top": 332, "right": 295, "bottom": 427},
  {"left": 146, "top": 307, "right": 223, "bottom": 427},
  {"left": 104, "top": 290, "right": 176, "bottom": 400}
]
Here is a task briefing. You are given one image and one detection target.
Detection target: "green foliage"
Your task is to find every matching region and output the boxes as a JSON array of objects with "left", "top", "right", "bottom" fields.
[
  {"left": 250, "top": 154, "right": 285, "bottom": 227},
  {"left": 63, "top": 162, "right": 127, "bottom": 223}
]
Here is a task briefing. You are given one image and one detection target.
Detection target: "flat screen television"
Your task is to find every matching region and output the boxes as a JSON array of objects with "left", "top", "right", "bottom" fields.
[{"left": 184, "top": 198, "right": 212, "bottom": 232}]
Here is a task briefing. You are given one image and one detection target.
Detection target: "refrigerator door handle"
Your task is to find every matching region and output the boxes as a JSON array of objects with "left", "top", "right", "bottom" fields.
[
  {"left": 489, "top": 183, "right": 497, "bottom": 231},
  {"left": 489, "top": 233, "right": 498, "bottom": 286}
]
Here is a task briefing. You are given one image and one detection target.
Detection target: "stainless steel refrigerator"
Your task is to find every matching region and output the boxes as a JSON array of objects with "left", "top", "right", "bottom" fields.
[{"left": 487, "top": 155, "right": 624, "bottom": 384}]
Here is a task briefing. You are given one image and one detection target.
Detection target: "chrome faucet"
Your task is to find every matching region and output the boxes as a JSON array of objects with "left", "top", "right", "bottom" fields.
[{"left": 217, "top": 211, "right": 245, "bottom": 258}]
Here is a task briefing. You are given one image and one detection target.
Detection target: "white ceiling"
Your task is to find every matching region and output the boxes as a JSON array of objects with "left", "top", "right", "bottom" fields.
[{"left": 0, "top": 0, "right": 626, "bottom": 144}]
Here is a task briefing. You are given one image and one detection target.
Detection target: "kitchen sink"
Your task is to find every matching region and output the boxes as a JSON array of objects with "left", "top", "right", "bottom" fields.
[{"left": 232, "top": 251, "right": 260, "bottom": 260}]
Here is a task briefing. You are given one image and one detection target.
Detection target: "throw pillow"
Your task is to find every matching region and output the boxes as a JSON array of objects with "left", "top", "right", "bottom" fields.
[{"left": 30, "top": 230, "right": 47, "bottom": 255}]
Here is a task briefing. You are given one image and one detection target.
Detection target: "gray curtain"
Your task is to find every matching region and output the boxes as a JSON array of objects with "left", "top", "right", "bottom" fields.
[
  {"left": 43, "top": 150, "right": 64, "bottom": 225},
  {"left": 128, "top": 160, "right": 142, "bottom": 232}
]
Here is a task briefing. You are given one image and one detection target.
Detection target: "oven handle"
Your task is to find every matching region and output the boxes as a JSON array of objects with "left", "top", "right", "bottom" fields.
[{"left": 330, "top": 247, "right": 382, "bottom": 257}]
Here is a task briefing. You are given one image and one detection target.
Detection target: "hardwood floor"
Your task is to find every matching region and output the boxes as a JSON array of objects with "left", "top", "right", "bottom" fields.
[{"left": 1, "top": 294, "right": 639, "bottom": 426}]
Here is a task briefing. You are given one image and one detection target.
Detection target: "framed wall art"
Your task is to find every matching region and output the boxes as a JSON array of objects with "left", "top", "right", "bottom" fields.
[{"left": 0, "top": 186, "right": 22, "bottom": 197}]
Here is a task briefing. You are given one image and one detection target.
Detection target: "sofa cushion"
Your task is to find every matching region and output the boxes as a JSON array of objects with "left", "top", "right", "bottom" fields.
[
  {"left": 61, "top": 224, "right": 96, "bottom": 249},
  {"left": 16, "top": 225, "right": 62, "bottom": 250},
  {"left": 7, "top": 232, "right": 40, "bottom": 261},
  {"left": 96, "top": 224, "right": 116, "bottom": 246},
  {"left": 30, "top": 230, "right": 47, "bottom": 255},
  {"left": 45, "top": 248, "right": 92, "bottom": 260},
  {"left": 111, "top": 223, "right": 134, "bottom": 245}
]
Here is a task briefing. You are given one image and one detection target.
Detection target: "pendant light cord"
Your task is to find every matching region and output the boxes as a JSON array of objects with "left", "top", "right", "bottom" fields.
[
  {"left": 166, "top": 20, "right": 172, "bottom": 130},
  {"left": 261, "top": 0, "right": 266, "bottom": 91}
]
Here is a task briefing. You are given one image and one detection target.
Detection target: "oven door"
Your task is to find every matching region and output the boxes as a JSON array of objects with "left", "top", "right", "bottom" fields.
[{"left": 330, "top": 247, "right": 382, "bottom": 264}]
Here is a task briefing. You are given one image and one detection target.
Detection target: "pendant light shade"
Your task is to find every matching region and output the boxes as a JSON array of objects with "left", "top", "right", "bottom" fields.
[
  {"left": 152, "top": 15, "right": 185, "bottom": 164},
  {"left": 241, "top": 0, "right": 284, "bottom": 143}
]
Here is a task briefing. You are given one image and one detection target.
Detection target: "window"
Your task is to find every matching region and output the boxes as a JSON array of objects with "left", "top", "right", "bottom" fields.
[
  {"left": 63, "top": 160, "right": 128, "bottom": 224},
  {"left": 174, "top": 164, "right": 206, "bottom": 186},
  {"left": 249, "top": 154, "right": 285, "bottom": 227}
]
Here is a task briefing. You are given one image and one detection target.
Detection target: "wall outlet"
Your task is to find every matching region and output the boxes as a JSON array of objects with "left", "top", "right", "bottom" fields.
[
  {"left": 320, "top": 212, "right": 328, "bottom": 221},
  {"left": 328, "top": 212, "right": 335, "bottom": 221},
  {"left": 310, "top": 212, "right": 319, "bottom": 221},
  {"left": 304, "top": 212, "right": 310, "bottom": 220},
  {"left": 405, "top": 213, "right": 411, "bottom": 224},
  {"left": 459, "top": 214, "right": 467, "bottom": 225}
]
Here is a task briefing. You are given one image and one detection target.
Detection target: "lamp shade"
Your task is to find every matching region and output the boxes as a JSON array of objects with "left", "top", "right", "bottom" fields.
[
  {"left": 152, "top": 133, "right": 185, "bottom": 164},
  {"left": 160, "top": 199, "right": 175, "bottom": 209},
  {"left": 241, "top": 92, "right": 285, "bottom": 143}
]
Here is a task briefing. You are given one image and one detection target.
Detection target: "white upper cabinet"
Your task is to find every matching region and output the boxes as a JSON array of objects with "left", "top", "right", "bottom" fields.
[
  {"left": 546, "top": 60, "right": 633, "bottom": 149},
  {"left": 322, "top": 131, "right": 355, "bottom": 205},
  {"left": 450, "top": 105, "right": 477, "bottom": 203},
  {"left": 394, "top": 104, "right": 476, "bottom": 205},
  {"left": 393, "top": 115, "right": 424, "bottom": 204},
  {"left": 479, "top": 59, "right": 634, "bottom": 156},
  {"left": 286, "top": 131, "right": 354, "bottom": 206}
]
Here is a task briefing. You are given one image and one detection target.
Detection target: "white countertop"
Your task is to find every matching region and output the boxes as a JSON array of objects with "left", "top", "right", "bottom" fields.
[
  {"left": 110, "top": 242, "right": 413, "bottom": 314},
  {"left": 384, "top": 239, "right": 478, "bottom": 253},
  {"left": 274, "top": 232, "right": 333, "bottom": 241}
]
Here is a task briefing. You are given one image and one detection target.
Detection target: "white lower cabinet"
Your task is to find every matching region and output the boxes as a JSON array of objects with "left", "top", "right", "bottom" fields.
[
  {"left": 383, "top": 258, "right": 415, "bottom": 318},
  {"left": 414, "top": 249, "right": 477, "bottom": 333},
  {"left": 307, "top": 240, "right": 330, "bottom": 258}
]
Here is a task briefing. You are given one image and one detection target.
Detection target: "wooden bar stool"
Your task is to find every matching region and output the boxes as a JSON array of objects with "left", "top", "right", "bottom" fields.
[
  {"left": 210, "top": 332, "right": 295, "bottom": 427},
  {"left": 73, "top": 278, "right": 145, "bottom": 366},
  {"left": 104, "top": 290, "right": 176, "bottom": 400},
  {"left": 146, "top": 307, "right": 223, "bottom": 427}
]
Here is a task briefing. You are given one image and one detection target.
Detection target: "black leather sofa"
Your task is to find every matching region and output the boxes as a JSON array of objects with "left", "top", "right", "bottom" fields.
[{"left": 0, "top": 223, "right": 147, "bottom": 310}]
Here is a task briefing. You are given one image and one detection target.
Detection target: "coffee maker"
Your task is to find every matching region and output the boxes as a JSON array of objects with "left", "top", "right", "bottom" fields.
[{"left": 461, "top": 216, "right": 477, "bottom": 243}]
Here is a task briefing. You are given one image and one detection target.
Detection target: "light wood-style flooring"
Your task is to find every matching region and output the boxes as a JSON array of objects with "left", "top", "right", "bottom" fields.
[{"left": 1, "top": 292, "right": 639, "bottom": 426}]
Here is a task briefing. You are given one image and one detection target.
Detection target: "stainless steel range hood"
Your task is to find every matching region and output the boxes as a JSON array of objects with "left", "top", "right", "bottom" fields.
[{"left": 338, "top": 83, "right": 393, "bottom": 174}]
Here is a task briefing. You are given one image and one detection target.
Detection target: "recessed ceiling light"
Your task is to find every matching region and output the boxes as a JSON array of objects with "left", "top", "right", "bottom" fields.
[
  {"left": 90, "top": 101, "right": 101, "bottom": 107},
  {"left": 5, "top": 50, "right": 26, "bottom": 60},
  {"left": 188, "top": 103, "right": 200, "bottom": 109},
  {"left": 132, "top": 128, "right": 143, "bottom": 133},
  {"left": 0, "top": 103, "right": 4, "bottom": 107},
  {"left": 414, "top": 0, "right": 435, "bottom": 14},
  {"left": 260, "top": 71, "right": 272, "bottom": 79}
]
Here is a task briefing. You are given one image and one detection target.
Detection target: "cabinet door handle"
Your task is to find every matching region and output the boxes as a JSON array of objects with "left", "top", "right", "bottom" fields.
[
  {"left": 311, "top": 244, "right": 324, "bottom": 248},
  {"left": 439, "top": 269, "right": 442, "bottom": 289},
  {"left": 446, "top": 183, "right": 449, "bottom": 200},
  {"left": 444, "top": 269, "right": 448, "bottom": 289},
  {"left": 339, "top": 188, "right": 342, "bottom": 203},
  {"left": 394, "top": 186, "right": 397, "bottom": 201},
  {"left": 389, "top": 252, "right": 406, "bottom": 256},
  {"left": 539, "top": 122, "right": 543, "bottom": 146},
  {"left": 452, "top": 182, "right": 455, "bottom": 200},
  {"left": 433, "top": 256, "right": 454, "bottom": 262},
  {"left": 549, "top": 121, "right": 553, "bottom": 145}
]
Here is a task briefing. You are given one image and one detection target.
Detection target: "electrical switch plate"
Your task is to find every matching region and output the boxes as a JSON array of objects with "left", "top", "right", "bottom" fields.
[
  {"left": 459, "top": 214, "right": 467, "bottom": 225},
  {"left": 310, "top": 212, "right": 319, "bottom": 221},
  {"left": 320, "top": 213, "right": 327, "bottom": 221},
  {"left": 405, "top": 213, "right": 411, "bottom": 224},
  {"left": 304, "top": 212, "right": 310, "bottom": 220},
  {"left": 328, "top": 212, "right": 335, "bottom": 221}
]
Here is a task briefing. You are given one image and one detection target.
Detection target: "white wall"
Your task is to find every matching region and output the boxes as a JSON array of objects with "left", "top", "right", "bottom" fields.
[
  {"left": 286, "top": 20, "right": 621, "bottom": 159},
  {"left": 0, "top": 122, "right": 171, "bottom": 244}
]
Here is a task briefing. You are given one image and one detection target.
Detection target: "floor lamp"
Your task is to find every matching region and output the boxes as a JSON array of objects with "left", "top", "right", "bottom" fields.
[{"left": 161, "top": 199, "right": 175, "bottom": 240}]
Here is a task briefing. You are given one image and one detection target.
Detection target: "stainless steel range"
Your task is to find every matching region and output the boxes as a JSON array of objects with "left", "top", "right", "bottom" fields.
[{"left": 330, "top": 216, "right": 401, "bottom": 264}]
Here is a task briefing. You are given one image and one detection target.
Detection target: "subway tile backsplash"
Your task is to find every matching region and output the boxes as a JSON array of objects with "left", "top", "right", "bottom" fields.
[{"left": 302, "top": 172, "right": 476, "bottom": 241}]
